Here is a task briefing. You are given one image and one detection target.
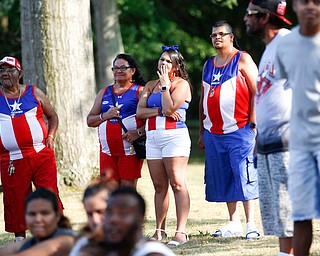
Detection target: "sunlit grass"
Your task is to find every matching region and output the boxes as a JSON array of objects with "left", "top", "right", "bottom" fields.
[{"left": 1, "top": 159, "right": 320, "bottom": 255}]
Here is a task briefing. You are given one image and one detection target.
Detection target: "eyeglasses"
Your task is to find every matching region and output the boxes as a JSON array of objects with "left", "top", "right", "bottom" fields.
[
  {"left": 0, "top": 67, "right": 18, "bottom": 73},
  {"left": 111, "top": 66, "right": 131, "bottom": 72},
  {"left": 245, "top": 9, "right": 261, "bottom": 17},
  {"left": 210, "top": 32, "right": 231, "bottom": 39}
]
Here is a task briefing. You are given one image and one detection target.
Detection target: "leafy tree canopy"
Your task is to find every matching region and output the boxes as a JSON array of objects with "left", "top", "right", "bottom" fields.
[
  {"left": 1, "top": 0, "right": 297, "bottom": 118},
  {"left": 116, "top": 0, "right": 297, "bottom": 117}
]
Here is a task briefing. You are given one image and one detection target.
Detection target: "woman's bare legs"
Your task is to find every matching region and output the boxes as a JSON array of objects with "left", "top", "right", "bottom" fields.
[
  {"left": 164, "top": 156, "right": 190, "bottom": 243},
  {"left": 148, "top": 159, "right": 170, "bottom": 240}
]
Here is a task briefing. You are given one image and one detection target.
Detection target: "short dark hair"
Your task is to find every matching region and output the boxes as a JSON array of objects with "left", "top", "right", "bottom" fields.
[
  {"left": 109, "top": 187, "right": 146, "bottom": 216},
  {"left": 25, "top": 187, "right": 59, "bottom": 213},
  {"left": 83, "top": 180, "right": 114, "bottom": 203},
  {"left": 212, "top": 20, "right": 241, "bottom": 50},
  {"left": 113, "top": 54, "right": 146, "bottom": 86},
  {"left": 25, "top": 187, "right": 72, "bottom": 228}
]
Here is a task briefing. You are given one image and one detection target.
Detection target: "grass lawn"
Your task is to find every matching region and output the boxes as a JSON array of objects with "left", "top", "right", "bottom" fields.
[{"left": 1, "top": 163, "right": 320, "bottom": 255}]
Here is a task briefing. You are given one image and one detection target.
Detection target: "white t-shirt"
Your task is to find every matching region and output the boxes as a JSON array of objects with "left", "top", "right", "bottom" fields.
[
  {"left": 255, "top": 28, "right": 292, "bottom": 154},
  {"left": 68, "top": 236, "right": 88, "bottom": 256},
  {"left": 276, "top": 26, "right": 320, "bottom": 151},
  {"left": 132, "top": 240, "right": 176, "bottom": 256}
]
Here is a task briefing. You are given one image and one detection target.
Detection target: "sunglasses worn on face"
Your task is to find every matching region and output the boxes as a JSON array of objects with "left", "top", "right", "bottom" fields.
[
  {"left": 245, "top": 9, "right": 264, "bottom": 17},
  {"left": 210, "top": 32, "right": 231, "bottom": 39},
  {"left": 0, "top": 67, "right": 18, "bottom": 73},
  {"left": 111, "top": 66, "right": 131, "bottom": 72}
]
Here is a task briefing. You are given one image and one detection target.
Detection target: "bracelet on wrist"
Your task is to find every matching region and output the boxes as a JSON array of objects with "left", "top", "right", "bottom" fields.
[
  {"left": 100, "top": 113, "right": 106, "bottom": 121},
  {"left": 48, "top": 134, "right": 55, "bottom": 140}
]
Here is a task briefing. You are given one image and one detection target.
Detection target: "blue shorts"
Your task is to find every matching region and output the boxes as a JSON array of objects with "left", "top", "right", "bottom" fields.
[
  {"left": 204, "top": 124, "right": 258, "bottom": 202},
  {"left": 288, "top": 149, "right": 320, "bottom": 221}
]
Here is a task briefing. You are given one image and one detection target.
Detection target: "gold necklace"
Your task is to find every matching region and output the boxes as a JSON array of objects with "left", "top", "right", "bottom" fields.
[
  {"left": 210, "top": 49, "right": 233, "bottom": 97},
  {"left": 1, "top": 86, "right": 22, "bottom": 118}
]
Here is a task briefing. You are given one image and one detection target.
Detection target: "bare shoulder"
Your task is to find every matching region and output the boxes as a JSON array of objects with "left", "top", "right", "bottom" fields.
[
  {"left": 239, "top": 51, "right": 257, "bottom": 71},
  {"left": 171, "top": 77, "right": 190, "bottom": 91},
  {"left": 239, "top": 51, "right": 254, "bottom": 64},
  {"left": 33, "top": 85, "right": 46, "bottom": 96},
  {"left": 32, "top": 85, "right": 50, "bottom": 104},
  {"left": 145, "top": 80, "right": 158, "bottom": 88},
  {"left": 97, "top": 86, "right": 107, "bottom": 96}
]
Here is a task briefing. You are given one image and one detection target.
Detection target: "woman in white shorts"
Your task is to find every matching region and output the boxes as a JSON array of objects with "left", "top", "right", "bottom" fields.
[{"left": 137, "top": 44, "right": 192, "bottom": 246}]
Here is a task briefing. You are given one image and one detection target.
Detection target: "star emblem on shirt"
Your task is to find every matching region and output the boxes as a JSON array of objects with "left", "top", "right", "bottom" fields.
[
  {"left": 109, "top": 103, "right": 123, "bottom": 109},
  {"left": 212, "top": 71, "right": 223, "bottom": 82},
  {"left": 10, "top": 101, "right": 22, "bottom": 112}
]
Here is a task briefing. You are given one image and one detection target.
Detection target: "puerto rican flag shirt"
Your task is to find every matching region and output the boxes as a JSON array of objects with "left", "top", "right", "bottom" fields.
[
  {"left": 0, "top": 85, "right": 47, "bottom": 161},
  {"left": 146, "top": 88, "right": 189, "bottom": 131},
  {"left": 202, "top": 51, "right": 252, "bottom": 134},
  {"left": 98, "top": 84, "right": 144, "bottom": 156}
]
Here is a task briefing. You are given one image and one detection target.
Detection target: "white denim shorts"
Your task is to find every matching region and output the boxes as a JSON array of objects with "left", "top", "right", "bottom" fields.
[
  {"left": 146, "top": 128, "right": 191, "bottom": 160},
  {"left": 288, "top": 149, "right": 320, "bottom": 221}
]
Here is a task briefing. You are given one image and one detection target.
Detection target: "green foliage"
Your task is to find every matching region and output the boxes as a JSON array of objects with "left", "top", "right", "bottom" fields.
[
  {"left": 0, "top": 0, "right": 15, "bottom": 16},
  {"left": 115, "top": 0, "right": 297, "bottom": 118},
  {"left": 211, "top": 0, "right": 238, "bottom": 9},
  {"left": 0, "top": 0, "right": 21, "bottom": 58},
  {"left": 0, "top": 0, "right": 298, "bottom": 119}
]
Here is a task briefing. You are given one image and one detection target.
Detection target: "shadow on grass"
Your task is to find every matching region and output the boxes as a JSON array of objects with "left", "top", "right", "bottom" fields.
[
  {"left": 172, "top": 236, "right": 276, "bottom": 256},
  {"left": 143, "top": 217, "right": 278, "bottom": 256}
]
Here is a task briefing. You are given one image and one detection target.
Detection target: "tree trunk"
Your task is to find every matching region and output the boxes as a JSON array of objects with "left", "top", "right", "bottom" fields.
[
  {"left": 92, "top": 0, "right": 124, "bottom": 89},
  {"left": 20, "top": 0, "right": 99, "bottom": 188}
]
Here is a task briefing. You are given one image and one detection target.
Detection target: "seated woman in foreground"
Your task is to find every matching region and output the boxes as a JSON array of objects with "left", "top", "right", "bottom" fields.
[{"left": 0, "top": 187, "right": 77, "bottom": 256}]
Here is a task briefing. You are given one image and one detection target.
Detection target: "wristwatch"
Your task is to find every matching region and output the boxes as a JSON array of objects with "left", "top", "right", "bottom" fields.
[
  {"left": 161, "top": 86, "right": 168, "bottom": 92},
  {"left": 249, "top": 122, "right": 256, "bottom": 129},
  {"left": 137, "top": 129, "right": 143, "bottom": 137}
]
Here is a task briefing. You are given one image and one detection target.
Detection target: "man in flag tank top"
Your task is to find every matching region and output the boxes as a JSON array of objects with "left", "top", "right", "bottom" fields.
[
  {"left": 198, "top": 20, "right": 260, "bottom": 239},
  {"left": 0, "top": 56, "right": 63, "bottom": 241}
]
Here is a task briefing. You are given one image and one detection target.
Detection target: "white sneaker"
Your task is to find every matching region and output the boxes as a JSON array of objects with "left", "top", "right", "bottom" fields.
[
  {"left": 212, "top": 221, "right": 244, "bottom": 237},
  {"left": 14, "top": 236, "right": 25, "bottom": 242}
]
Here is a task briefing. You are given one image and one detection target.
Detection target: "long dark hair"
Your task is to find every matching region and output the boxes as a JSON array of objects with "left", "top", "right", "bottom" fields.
[
  {"left": 212, "top": 20, "right": 241, "bottom": 50},
  {"left": 161, "top": 48, "right": 193, "bottom": 94},
  {"left": 113, "top": 54, "right": 146, "bottom": 86}
]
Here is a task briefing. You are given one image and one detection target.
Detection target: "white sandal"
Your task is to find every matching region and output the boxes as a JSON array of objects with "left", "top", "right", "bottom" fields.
[
  {"left": 246, "top": 222, "right": 260, "bottom": 240},
  {"left": 167, "top": 230, "right": 189, "bottom": 247},
  {"left": 212, "top": 221, "right": 243, "bottom": 237}
]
